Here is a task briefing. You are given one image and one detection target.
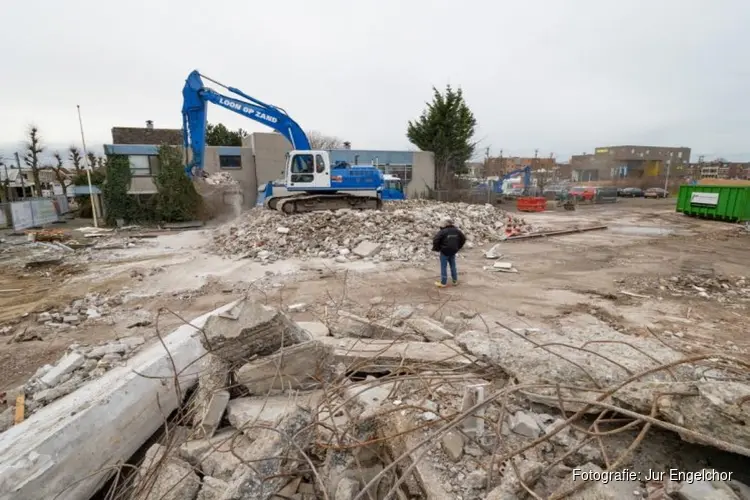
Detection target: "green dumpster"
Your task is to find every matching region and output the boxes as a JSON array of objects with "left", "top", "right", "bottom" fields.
[{"left": 676, "top": 185, "right": 750, "bottom": 222}]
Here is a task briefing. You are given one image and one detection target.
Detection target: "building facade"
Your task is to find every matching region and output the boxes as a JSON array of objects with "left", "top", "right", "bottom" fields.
[
  {"left": 571, "top": 145, "right": 691, "bottom": 184},
  {"left": 681, "top": 160, "right": 750, "bottom": 180},
  {"left": 103, "top": 123, "right": 435, "bottom": 206}
]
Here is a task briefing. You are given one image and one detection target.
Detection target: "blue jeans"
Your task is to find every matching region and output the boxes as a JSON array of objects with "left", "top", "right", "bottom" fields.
[{"left": 440, "top": 253, "right": 458, "bottom": 285}]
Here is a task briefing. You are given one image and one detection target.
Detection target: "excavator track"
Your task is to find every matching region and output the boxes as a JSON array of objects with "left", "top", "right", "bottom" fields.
[{"left": 268, "top": 194, "right": 382, "bottom": 214}]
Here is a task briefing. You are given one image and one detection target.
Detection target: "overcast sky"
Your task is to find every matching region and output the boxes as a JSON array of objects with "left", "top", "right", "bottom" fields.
[{"left": 1, "top": 0, "right": 749, "bottom": 165}]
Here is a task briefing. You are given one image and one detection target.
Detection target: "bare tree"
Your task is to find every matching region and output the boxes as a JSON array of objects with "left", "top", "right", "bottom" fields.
[
  {"left": 24, "top": 126, "right": 44, "bottom": 196},
  {"left": 307, "top": 131, "right": 344, "bottom": 150},
  {"left": 49, "top": 152, "right": 69, "bottom": 197},
  {"left": 69, "top": 146, "right": 84, "bottom": 174}
]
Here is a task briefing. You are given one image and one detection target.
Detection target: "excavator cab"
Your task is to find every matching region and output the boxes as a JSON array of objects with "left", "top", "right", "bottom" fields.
[{"left": 286, "top": 150, "right": 332, "bottom": 190}]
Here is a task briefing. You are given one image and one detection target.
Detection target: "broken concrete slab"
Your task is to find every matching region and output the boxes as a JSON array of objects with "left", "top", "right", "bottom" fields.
[
  {"left": 508, "top": 411, "right": 540, "bottom": 438},
  {"left": 440, "top": 431, "right": 464, "bottom": 462},
  {"left": 456, "top": 326, "right": 685, "bottom": 397},
  {"left": 612, "top": 380, "right": 750, "bottom": 456},
  {"left": 199, "top": 390, "right": 230, "bottom": 439},
  {"left": 335, "top": 310, "right": 407, "bottom": 340},
  {"left": 380, "top": 413, "right": 455, "bottom": 499},
  {"left": 236, "top": 340, "right": 334, "bottom": 394},
  {"left": 197, "top": 476, "right": 229, "bottom": 500},
  {"left": 134, "top": 444, "right": 201, "bottom": 500},
  {"left": 179, "top": 429, "right": 255, "bottom": 482},
  {"left": 219, "top": 408, "right": 314, "bottom": 500},
  {"left": 39, "top": 352, "right": 85, "bottom": 386},
  {"left": 406, "top": 317, "right": 454, "bottom": 342},
  {"left": 192, "top": 353, "right": 230, "bottom": 431},
  {"left": 226, "top": 392, "right": 322, "bottom": 439},
  {"left": 0, "top": 300, "right": 239, "bottom": 500},
  {"left": 319, "top": 336, "right": 474, "bottom": 374},
  {"left": 352, "top": 240, "right": 381, "bottom": 258},
  {"left": 296, "top": 321, "right": 329, "bottom": 338},
  {"left": 202, "top": 299, "right": 312, "bottom": 364}
]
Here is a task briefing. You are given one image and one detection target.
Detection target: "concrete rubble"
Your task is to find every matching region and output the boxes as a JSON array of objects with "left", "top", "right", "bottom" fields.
[
  {"left": 210, "top": 199, "right": 533, "bottom": 262},
  {"left": 2, "top": 298, "right": 749, "bottom": 500},
  {"left": 0, "top": 334, "right": 147, "bottom": 421}
]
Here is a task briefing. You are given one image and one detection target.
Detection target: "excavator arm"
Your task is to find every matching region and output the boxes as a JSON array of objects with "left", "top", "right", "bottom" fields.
[{"left": 181, "top": 70, "right": 311, "bottom": 176}]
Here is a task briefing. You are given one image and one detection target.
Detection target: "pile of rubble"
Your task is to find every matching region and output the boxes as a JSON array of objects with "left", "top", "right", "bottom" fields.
[
  {"left": 0, "top": 335, "right": 146, "bottom": 430},
  {"left": 204, "top": 172, "right": 240, "bottom": 186},
  {"left": 121, "top": 299, "right": 749, "bottom": 500},
  {"left": 627, "top": 273, "right": 750, "bottom": 304},
  {"left": 211, "top": 200, "right": 533, "bottom": 262}
]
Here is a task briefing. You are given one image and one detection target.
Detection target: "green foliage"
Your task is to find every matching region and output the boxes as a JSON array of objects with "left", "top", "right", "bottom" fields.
[
  {"left": 154, "top": 144, "right": 203, "bottom": 222},
  {"left": 407, "top": 85, "right": 477, "bottom": 188},
  {"left": 69, "top": 146, "right": 83, "bottom": 173},
  {"left": 206, "top": 123, "right": 247, "bottom": 146},
  {"left": 72, "top": 168, "right": 105, "bottom": 186},
  {"left": 102, "top": 155, "right": 133, "bottom": 225}
]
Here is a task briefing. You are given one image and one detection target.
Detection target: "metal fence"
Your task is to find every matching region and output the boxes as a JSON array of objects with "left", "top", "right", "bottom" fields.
[
  {"left": 0, "top": 203, "right": 9, "bottom": 229},
  {"left": 428, "top": 188, "right": 500, "bottom": 205},
  {"left": 0, "top": 196, "right": 72, "bottom": 231}
]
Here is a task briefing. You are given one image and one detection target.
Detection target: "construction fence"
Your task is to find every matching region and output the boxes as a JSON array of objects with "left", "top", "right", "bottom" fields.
[{"left": 0, "top": 196, "right": 72, "bottom": 231}]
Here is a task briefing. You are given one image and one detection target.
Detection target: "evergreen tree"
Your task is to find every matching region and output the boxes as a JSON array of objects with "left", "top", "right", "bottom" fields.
[
  {"left": 102, "top": 155, "right": 132, "bottom": 225},
  {"left": 205, "top": 123, "right": 247, "bottom": 146},
  {"left": 154, "top": 144, "right": 203, "bottom": 222},
  {"left": 407, "top": 85, "right": 477, "bottom": 188}
]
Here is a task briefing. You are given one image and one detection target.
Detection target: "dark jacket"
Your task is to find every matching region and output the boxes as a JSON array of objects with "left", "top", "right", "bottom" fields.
[{"left": 432, "top": 225, "right": 466, "bottom": 256}]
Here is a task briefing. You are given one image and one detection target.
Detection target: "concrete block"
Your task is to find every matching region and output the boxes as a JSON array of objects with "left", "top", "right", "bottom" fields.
[
  {"left": 220, "top": 408, "right": 314, "bottom": 500},
  {"left": 202, "top": 299, "right": 311, "bottom": 364},
  {"left": 509, "top": 411, "right": 540, "bottom": 438},
  {"left": 199, "top": 390, "right": 230, "bottom": 439},
  {"left": 406, "top": 317, "right": 454, "bottom": 342},
  {"left": 179, "top": 429, "right": 255, "bottom": 482},
  {"left": 236, "top": 340, "right": 334, "bottom": 394},
  {"left": 352, "top": 240, "right": 381, "bottom": 258},
  {"left": 226, "top": 392, "right": 322, "bottom": 438},
  {"left": 296, "top": 321, "right": 330, "bottom": 338},
  {"left": 192, "top": 353, "right": 230, "bottom": 429},
  {"left": 318, "top": 337, "right": 475, "bottom": 373},
  {"left": 0, "top": 300, "right": 239, "bottom": 500},
  {"left": 39, "top": 352, "right": 85, "bottom": 387},
  {"left": 441, "top": 431, "right": 464, "bottom": 462},
  {"left": 197, "top": 476, "right": 229, "bottom": 500},
  {"left": 134, "top": 444, "right": 201, "bottom": 500},
  {"left": 86, "top": 343, "right": 128, "bottom": 358}
]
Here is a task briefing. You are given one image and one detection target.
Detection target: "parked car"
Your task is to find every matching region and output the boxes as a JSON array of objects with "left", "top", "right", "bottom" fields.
[
  {"left": 594, "top": 186, "right": 618, "bottom": 203},
  {"left": 618, "top": 187, "right": 644, "bottom": 198},
  {"left": 644, "top": 188, "right": 669, "bottom": 198},
  {"left": 567, "top": 186, "right": 596, "bottom": 202}
]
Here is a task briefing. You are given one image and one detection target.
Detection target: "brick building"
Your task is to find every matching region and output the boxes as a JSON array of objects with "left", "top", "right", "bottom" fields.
[
  {"left": 571, "top": 145, "right": 691, "bottom": 184},
  {"left": 678, "top": 160, "right": 748, "bottom": 180}
]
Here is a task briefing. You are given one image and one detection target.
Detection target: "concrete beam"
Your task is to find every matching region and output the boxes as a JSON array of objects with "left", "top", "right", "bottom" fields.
[{"left": 0, "top": 300, "right": 239, "bottom": 500}]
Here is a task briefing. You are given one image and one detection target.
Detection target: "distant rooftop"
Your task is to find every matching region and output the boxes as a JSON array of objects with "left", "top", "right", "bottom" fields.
[{"left": 112, "top": 120, "right": 182, "bottom": 145}]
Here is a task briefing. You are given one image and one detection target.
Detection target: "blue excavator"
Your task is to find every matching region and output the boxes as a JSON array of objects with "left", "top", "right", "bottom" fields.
[{"left": 182, "top": 70, "right": 385, "bottom": 214}]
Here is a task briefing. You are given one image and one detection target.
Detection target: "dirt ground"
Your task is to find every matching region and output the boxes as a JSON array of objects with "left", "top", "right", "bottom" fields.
[{"left": 1, "top": 198, "right": 747, "bottom": 392}]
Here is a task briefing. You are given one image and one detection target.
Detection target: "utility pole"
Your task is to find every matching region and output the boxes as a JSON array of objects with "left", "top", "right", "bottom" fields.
[
  {"left": 14, "top": 152, "right": 26, "bottom": 199},
  {"left": 77, "top": 105, "right": 99, "bottom": 227}
]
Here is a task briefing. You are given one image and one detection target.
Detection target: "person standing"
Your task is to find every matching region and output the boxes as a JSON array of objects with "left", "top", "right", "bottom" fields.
[{"left": 432, "top": 218, "right": 466, "bottom": 288}]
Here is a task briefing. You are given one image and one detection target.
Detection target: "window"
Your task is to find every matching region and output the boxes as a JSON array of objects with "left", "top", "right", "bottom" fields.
[
  {"left": 129, "top": 155, "right": 159, "bottom": 177},
  {"left": 383, "top": 164, "right": 413, "bottom": 184},
  {"left": 290, "top": 154, "right": 314, "bottom": 183},
  {"left": 315, "top": 154, "right": 326, "bottom": 173},
  {"left": 219, "top": 155, "right": 241, "bottom": 169},
  {"left": 645, "top": 149, "right": 650, "bottom": 155},
  {"left": 678, "top": 152, "right": 683, "bottom": 159}
]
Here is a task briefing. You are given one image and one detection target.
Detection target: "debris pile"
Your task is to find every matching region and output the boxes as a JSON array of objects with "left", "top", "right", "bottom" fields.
[
  {"left": 211, "top": 200, "right": 533, "bottom": 262},
  {"left": 122, "top": 300, "right": 749, "bottom": 500},
  {"left": 627, "top": 273, "right": 750, "bottom": 303},
  {"left": 203, "top": 171, "right": 240, "bottom": 186},
  {"left": 0, "top": 335, "right": 146, "bottom": 430}
]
